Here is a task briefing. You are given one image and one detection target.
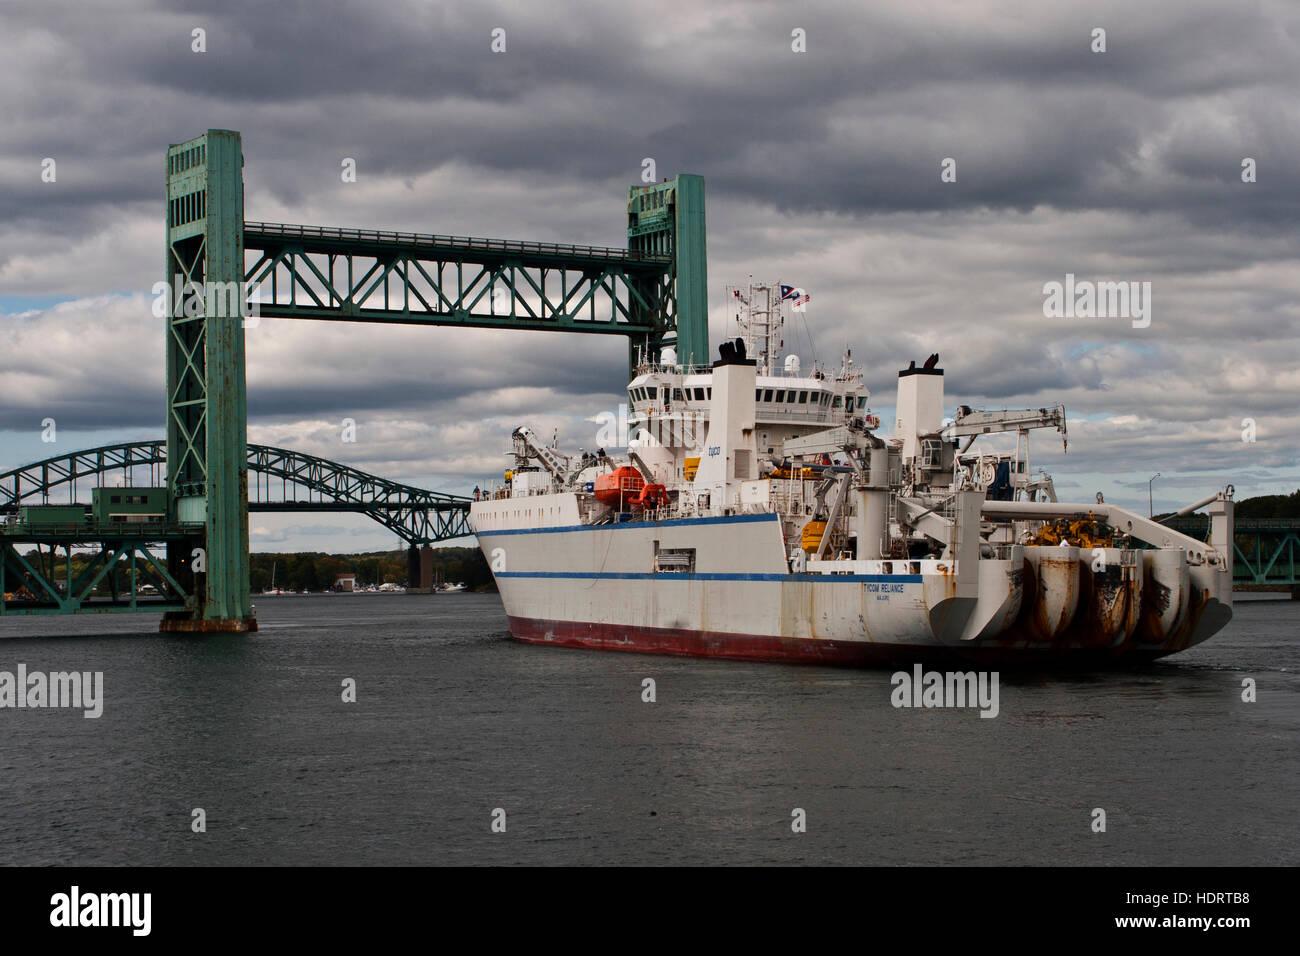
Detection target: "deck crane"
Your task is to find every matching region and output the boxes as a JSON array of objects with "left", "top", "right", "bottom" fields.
[
  {"left": 512, "top": 426, "right": 650, "bottom": 489},
  {"left": 939, "top": 404, "right": 1067, "bottom": 502},
  {"left": 941, "top": 404, "right": 1067, "bottom": 453},
  {"left": 511, "top": 426, "right": 575, "bottom": 483}
]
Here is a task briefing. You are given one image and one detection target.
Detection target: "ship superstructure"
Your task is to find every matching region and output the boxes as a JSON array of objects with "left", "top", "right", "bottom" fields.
[{"left": 470, "top": 283, "right": 1234, "bottom": 665}]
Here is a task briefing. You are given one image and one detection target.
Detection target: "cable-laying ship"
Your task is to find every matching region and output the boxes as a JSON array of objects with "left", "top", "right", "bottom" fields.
[{"left": 470, "top": 281, "right": 1234, "bottom": 666}]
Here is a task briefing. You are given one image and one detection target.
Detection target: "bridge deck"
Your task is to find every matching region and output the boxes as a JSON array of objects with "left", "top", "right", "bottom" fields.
[{"left": 244, "top": 221, "right": 671, "bottom": 270}]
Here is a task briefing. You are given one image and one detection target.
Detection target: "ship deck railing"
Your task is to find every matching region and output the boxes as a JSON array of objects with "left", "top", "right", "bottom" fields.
[{"left": 631, "top": 361, "right": 862, "bottom": 385}]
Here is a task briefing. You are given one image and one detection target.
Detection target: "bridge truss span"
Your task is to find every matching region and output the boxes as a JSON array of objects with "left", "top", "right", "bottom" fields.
[
  {"left": 1, "top": 440, "right": 472, "bottom": 545},
  {"left": 243, "top": 220, "right": 674, "bottom": 334}
]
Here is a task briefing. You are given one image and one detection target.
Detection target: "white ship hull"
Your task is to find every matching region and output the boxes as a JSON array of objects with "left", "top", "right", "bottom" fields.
[
  {"left": 471, "top": 285, "right": 1234, "bottom": 668},
  {"left": 472, "top": 496, "right": 1233, "bottom": 666}
]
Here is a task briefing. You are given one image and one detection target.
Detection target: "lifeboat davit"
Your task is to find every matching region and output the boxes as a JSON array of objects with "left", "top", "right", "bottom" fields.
[
  {"left": 628, "top": 483, "right": 667, "bottom": 509},
  {"left": 593, "top": 467, "right": 645, "bottom": 506}
]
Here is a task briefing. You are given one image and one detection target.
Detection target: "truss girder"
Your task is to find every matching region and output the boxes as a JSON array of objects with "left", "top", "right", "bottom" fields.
[
  {"left": 1, "top": 537, "right": 189, "bottom": 616},
  {"left": 1, "top": 441, "right": 472, "bottom": 546},
  {"left": 1152, "top": 516, "right": 1300, "bottom": 585},
  {"left": 242, "top": 222, "right": 672, "bottom": 333}
]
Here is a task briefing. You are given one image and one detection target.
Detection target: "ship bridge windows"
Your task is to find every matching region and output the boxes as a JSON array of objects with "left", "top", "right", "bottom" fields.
[
  {"left": 694, "top": 387, "right": 706, "bottom": 400},
  {"left": 798, "top": 390, "right": 808, "bottom": 403},
  {"left": 832, "top": 395, "right": 842, "bottom": 408},
  {"left": 763, "top": 388, "right": 773, "bottom": 402},
  {"left": 857, "top": 396, "right": 868, "bottom": 409}
]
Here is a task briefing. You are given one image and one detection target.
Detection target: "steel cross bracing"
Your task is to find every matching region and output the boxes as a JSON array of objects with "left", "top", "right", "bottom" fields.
[
  {"left": 165, "top": 130, "right": 251, "bottom": 626},
  {"left": 0, "top": 441, "right": 472, "bottom": 545},
  {"left": 246, "top": 444, "right": 471, "bottom": 544},
  {"left": 1165, "top": 515, "right": 1300, "bottom": 585},
  {"left": 2, "top": 533, "right": 193, "bottom": 616},
  {"left": 1228, "top": 522, "right": 1300, "bottom": 585},
  {"left": 242, "top": 221, "right": 675, "bottom": 334},
  {"left": 116, "top": 130, "right": 704, "bottom": 628}
]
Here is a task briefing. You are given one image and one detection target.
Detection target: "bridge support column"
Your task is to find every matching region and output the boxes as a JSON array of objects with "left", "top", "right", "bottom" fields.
[
  {"left": 161, "top": 130, "right": 255, "bottom": 633},
  {"left": 627, "top": 173, "right": 708, "bottom": 371},
  {"left": 407, "top": 544, "right": 435, "bottom": 593}
]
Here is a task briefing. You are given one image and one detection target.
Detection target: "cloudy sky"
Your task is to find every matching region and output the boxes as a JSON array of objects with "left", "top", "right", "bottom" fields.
[{"left": 2, "top": 0, "right": 1297, "bottom": 552}]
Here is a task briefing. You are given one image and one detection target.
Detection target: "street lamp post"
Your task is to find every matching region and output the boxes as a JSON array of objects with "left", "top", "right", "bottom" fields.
[{"left": 1149, "top": 472, "right": 1161, "bottom": 518}]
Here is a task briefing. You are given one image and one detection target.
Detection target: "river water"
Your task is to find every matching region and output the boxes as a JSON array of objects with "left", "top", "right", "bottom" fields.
[{"left": 1, "top": 593, "right": 1295, "bottom": 865}]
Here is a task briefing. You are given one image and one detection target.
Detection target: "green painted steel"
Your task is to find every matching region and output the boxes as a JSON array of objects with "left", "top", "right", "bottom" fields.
[
  {"left": 242, "top": 174, "right": 707, "bottom": 365},
  {"left": 243, "top": 221, "right": 673, "bottom": 335},
  {"left": 627, "top": 174, "right": 709, "bottom": 368},
  {"left": 1, "top": 440, "right": 472, "bottom": 548},
  {"left": 1230, "top": 525, "right": 1298, "bottom": 585},
  {"left": 5, "top": 132, "right": 710, "bottom": 624},
  {"left": 18, "top": 505, "right": 88, "bottom": 527},
  {"left": 165, "top": 130, "right": 253, "bottom": 626},
  {"left": 2, "top": 533, "right": 192, "bottom": 616},
  {"left": 92, "top": 487, "right": 168, "bottom": 523},
  {"left": 247, "top": 444, "right": 471, "bottom": 543},
  {"left": 1164, "top": 516, "right": 1300, "bottom": 584},
  {"left": 0, "top": 438, "right": 474, "bottom": 617}
]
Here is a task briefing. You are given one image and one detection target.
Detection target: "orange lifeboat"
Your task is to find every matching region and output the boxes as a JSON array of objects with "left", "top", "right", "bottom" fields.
[{"left": 593, "top": 466, "right": 645, "bottom": 507}]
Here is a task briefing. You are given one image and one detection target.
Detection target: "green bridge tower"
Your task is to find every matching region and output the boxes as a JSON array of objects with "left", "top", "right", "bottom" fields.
[
  {"left": 153, "top": 130, "right": 708, "bottom": 632},
  {"left": 162, "top": 130, "right": 255, "bottom": 632},
  {"left": 627, "top": 174, "right": 708, "bottom": 369}
]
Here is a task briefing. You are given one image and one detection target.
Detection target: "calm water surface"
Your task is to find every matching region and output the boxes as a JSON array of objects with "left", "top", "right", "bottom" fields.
[{"left": 0, "top": 593, "right": 1295, "bottom": 865}]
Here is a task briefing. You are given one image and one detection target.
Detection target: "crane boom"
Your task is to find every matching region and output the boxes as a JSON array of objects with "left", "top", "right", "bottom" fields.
[
  {"left": 511, "top": 426, "right": 572, "bottom": 479},
  {"left": 943, "top": 404, "right": 1067, "bottom": 452}
]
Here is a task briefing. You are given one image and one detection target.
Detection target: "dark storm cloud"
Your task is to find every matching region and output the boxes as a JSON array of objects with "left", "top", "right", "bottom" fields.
[
  {"left": 0, "top": 293, "right": 630, "bottom": 431},
  {"left": 3, "top": 0, "right": 1298, "bottom": 518},
  {"left": 4, "top": 0, "right": 1299, "bottom": 235}
]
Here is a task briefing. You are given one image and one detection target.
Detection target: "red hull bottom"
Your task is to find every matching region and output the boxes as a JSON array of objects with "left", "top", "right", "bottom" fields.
[{"left": 507, "top": 616, "right": 1171, "bottom": 669}]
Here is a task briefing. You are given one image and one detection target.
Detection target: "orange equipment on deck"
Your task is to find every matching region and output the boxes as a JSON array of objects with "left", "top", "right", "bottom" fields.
[{"left": 593, "top": 467, "right": 645, "bottom": 506}]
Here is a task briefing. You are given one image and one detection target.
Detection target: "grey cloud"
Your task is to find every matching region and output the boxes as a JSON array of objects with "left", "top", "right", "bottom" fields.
[{"left": 2, "top": 0, "right": 1298, "bottom": 521}]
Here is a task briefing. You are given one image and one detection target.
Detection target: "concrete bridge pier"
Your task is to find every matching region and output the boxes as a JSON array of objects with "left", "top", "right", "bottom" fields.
[{"left": 407, "top": 544, "right": 435, "bottom": 593}]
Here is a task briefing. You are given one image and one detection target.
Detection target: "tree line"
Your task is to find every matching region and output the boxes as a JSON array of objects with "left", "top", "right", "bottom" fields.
[{"left": 249, "top": 547, "right": 494, "bottom": 592}]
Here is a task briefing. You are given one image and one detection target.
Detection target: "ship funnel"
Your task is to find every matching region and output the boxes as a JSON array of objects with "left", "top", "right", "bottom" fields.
[
  {"left": 894, "top": 359, "right": 945, "bottom": 461},
  {"left": 693, "top": 341, "right": 758, "bottom": 511}
]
